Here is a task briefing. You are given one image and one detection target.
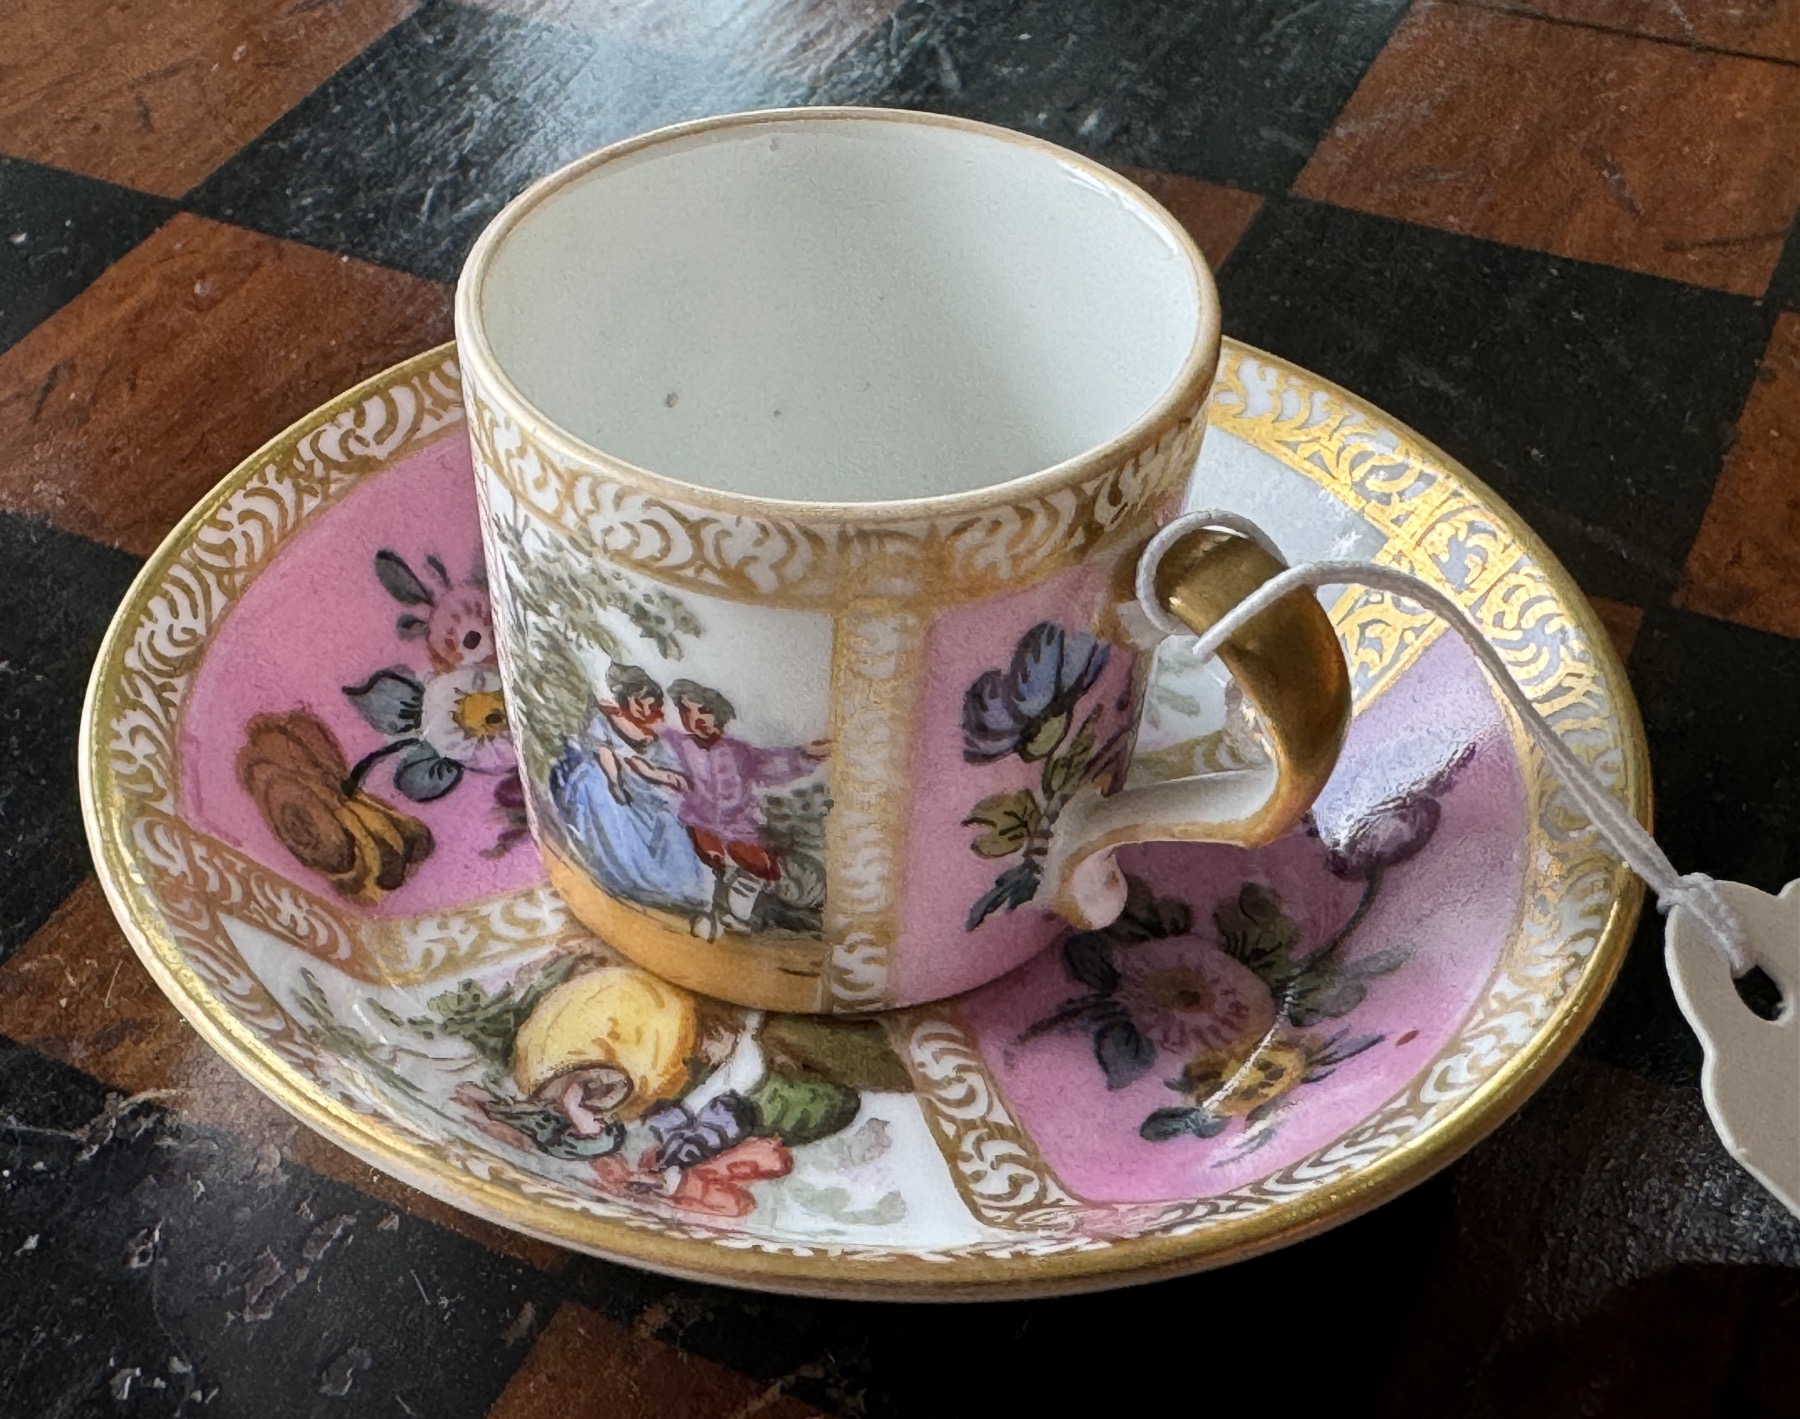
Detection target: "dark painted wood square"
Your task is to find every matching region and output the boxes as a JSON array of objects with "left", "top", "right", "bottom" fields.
[
  {"left": 1217, "top": 197, "right": 1770, "bottom": 604},
  {"left": 1629, "top": 605, "right": 1800, "bottom": 891},
  {"left": 1380, "top": 1055, "right": 1800, "bottom": 1417},
  {"left": 823, "top": 0, "right": 1410, "bottom": 194},
  {"left": 463, "top": 0, "right": 901, "bottom": 88},
  {"left": 487, "top": 1300, "right": 820, "bottom": 1419},
  {"left": 1602, "top": 605, "right": 1800, "bottom": 1073},
  {"left": 556, "top": 1171, "right": 1452, "bottom": 1416},
  {"left": 0, "top": 156, "right": 174, "bottom": 355},
  {"left": 0, "top": 1039, "right": 559, "bottom": 1419},
  {"left": 1769, "top": 221, "right": 1800, "bottom": 312},
  {"left": 0, "top": 516, "right": 141, "bottom": 959},
  {"left": 185, "top": 0, "right": 802, "bottom": 282}
]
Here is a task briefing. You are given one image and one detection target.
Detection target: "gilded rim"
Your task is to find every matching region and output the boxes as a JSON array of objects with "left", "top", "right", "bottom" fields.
[
  {"left": 80, "top": 341, "right": 1647, "bottom": 1300},
  {"left": 454, "top": 105, "right": 1223, "bottom": 526}
]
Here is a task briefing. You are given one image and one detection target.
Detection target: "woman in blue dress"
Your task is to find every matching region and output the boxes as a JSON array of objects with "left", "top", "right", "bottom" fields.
[{"left": 549, "top": 665, "right": 712, "bottom": 913}]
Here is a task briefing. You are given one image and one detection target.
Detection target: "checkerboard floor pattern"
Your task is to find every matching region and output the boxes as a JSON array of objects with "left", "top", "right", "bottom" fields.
[{"left": 5, "top": 1, "right": 1800, "bottom": 1413}]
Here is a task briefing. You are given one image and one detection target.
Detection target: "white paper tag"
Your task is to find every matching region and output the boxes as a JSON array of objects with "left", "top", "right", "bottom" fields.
[{"left": 1665, "top": 879, "right": 1800, "bottom": 1218}]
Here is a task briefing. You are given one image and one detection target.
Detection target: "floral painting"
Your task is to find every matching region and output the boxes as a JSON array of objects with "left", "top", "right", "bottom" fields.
[
  {"left": 340, "top": 551, "right": 516, "bottom": 805},
  {"left": 237, "top": 710, "right": 434, "bottom": 904},
  {"left": 238, "top": 547, "right": 528, "bottom": 902},
  {"left": 960, "top": 621, "right": 1131, "bottom": 929},
  {"left": 1016, "top": 746, "right": 1469, "bottom": 1155}
]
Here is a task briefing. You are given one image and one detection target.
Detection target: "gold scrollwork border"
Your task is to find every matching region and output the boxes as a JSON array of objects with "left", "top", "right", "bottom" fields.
[
  {"left": 464, "top": 375, "right": 1205, "bottom": 609},
  {"left": 88, "top": 349, "right": 596, "bottom": 988},
  {"left": 82, "top": 341, "right": 1646, "bottom": 1299},
  {"left": 134, "top": 808, "right": 584, "bottom": 988},
  {"left": 821, "top": 601, "right": 929, "bottom": 1010},
  {"left": 903, "top": 349, "right": 1644, "bottom": 1246}
]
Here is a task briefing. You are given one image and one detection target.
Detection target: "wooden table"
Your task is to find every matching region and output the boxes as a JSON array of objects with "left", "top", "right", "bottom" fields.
[{"left": 3, "top": 1, "right": 1799, "bottom": 1413}]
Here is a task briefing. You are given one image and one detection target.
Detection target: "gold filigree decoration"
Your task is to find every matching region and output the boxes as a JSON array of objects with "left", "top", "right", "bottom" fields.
[
  {"left": 465, "top": 378, "right": 1202, "bottom": 607},
  {"left": 822, "top": 604, "right": 928, "bottom": 1010},
  {"left": 85, "top": 342, "right": 1646, "bottom": 1289},
  {"left": 93, "top": 351, "right": 569, "bottom": 988},
  {"left": 898, "top": 1013, "right": 1084, "bottom": 1230},
  {"left": 137, "top": 809, "right": 583, "bottom": 986},
  {"left": 906, "top": 350, "right": 1641, "bottom": 1239}
]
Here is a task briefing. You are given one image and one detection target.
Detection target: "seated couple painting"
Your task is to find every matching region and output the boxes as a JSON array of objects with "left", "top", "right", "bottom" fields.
[{"left": 550, "top": 663, "right": 831, "bottom": 941}]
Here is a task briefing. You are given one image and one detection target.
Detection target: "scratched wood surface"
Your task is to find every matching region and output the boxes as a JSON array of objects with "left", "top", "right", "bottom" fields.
[{"left": 4, "top": 1, "right": 1800, "bottom": 1414}]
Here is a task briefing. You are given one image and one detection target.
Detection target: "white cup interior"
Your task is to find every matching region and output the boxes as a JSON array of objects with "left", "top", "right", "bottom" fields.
[{"left": 472, "top": 113, "right": 1209, "bottom": 505}]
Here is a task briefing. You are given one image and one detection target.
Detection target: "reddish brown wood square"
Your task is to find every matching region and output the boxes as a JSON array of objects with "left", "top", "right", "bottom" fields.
[
  {"left": 0, "top": 0, "right": 415, "bottom": 198},
  {"left": 1590, "top": 596, "right": 1646, "bottom": 660},
  {"left": 1118, "top": 167, "right": 1264, "bottom": 271},
  {"left": 1295, "top": 2, "right": 1800, "bottom": 296},
  {"left": 1676, "top": 310, "right": 1800, "bottom": 637},
  {"left": 0, "top": 880, "right": 218, "bottom": 1100},
  {"left": 487, "top": 1301, "right": 821, "bottom": 1419},
  {"left": 0, "top": 213, "right": 451, "bottom": 555},
  {"left": 1484, "top": 0, "right": 1800, "bottom": 64}
]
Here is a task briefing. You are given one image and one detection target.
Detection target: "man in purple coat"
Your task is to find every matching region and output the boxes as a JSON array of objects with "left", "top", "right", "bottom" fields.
[{"left": 664, "top": 680, "right": 827, "bottom": 938}]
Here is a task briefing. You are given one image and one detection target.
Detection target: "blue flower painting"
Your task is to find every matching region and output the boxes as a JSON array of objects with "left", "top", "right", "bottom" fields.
[{"left": 959, "top": 621, "right": 1128, "bottom": 930}]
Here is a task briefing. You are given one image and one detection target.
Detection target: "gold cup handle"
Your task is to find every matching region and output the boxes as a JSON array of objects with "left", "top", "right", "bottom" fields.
[{"left": 1042, "top": 526, "right": 1352, "bottom": 929}]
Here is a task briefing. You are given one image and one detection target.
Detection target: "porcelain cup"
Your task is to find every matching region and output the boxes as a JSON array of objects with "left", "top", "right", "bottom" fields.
[{"left": 455, "top": 107, "right": 1350, "bottom": 1013}]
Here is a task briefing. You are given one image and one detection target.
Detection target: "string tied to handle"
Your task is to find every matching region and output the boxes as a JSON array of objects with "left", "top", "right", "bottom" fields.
[{"left": 1136, "top": 511, "right": 1751, "bottom": 978}]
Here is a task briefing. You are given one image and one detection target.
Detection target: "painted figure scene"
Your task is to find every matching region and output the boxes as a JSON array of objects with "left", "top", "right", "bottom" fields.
[
  {"left": 548, "top": 662, "right": 831, "bottom": 941},
  {"left": 339, "top": 946, "right": 925, "bottom": 1230},
  {"left": 142, "top": 387, "right": 1600, "bottom": 1257},
  {"left": 481, "top": 496, "right": 835, "bottom": 948}
]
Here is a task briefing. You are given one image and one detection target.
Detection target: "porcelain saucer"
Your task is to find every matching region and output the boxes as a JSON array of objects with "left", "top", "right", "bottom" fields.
[{"left": 80, "top": 340, "right": 1645, "bottom": 1299}]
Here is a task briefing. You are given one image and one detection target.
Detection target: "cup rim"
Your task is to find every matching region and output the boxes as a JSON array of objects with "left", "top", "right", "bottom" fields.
[{"left": 455, "top": 105, "right": 1222, "bottom": 524}]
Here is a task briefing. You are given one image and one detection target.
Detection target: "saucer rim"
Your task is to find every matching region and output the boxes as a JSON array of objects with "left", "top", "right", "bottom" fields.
[{"left": 79, "top": 339, "right": 1646, "bottom": 1300}]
